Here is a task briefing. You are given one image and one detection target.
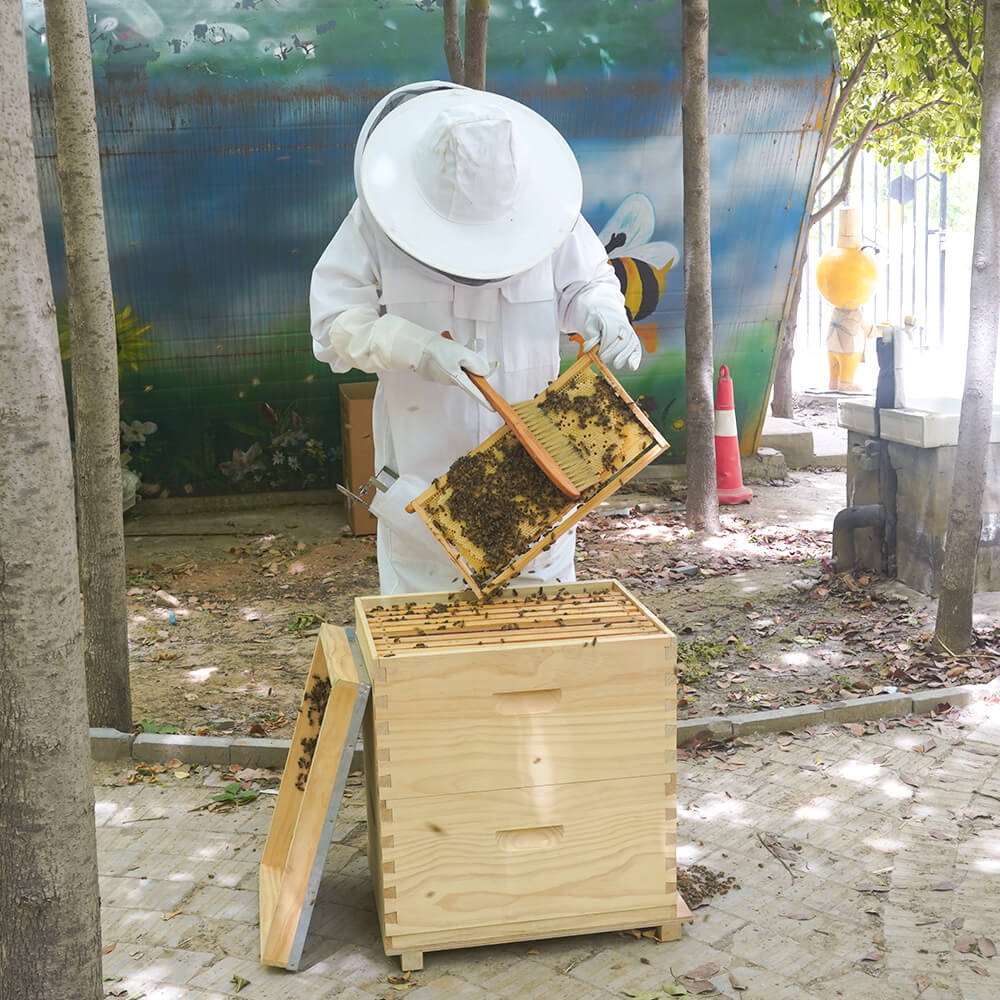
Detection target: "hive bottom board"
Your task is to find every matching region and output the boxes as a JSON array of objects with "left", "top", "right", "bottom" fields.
[{"left": 384, "top": 894, "right": 694, "bottom": 972}]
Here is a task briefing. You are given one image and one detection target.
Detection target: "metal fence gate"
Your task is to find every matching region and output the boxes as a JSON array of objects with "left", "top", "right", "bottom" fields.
[{"left": 799, "top": 143, "right": 948, "bottom": 355}]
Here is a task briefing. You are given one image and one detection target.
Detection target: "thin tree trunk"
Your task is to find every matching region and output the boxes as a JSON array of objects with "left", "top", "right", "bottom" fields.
[
  {"left": 443, "top": 0, "right": 464, "bottom": 84},
  {"left": 933, "top": 0, "right": 1000, "bottom": 654},
  {"left": 463, "top": 0, "right": 490, "bottom": 90},
  {"left": 0, "top": 4, "right": 103, "bottom": 998},
  {"left": 45, "top": 0, "right": 132, "bottom": 728},
  {"left": 682, "top": 0, "right": 720, "bottom": 533},
  {"left": 771, "top": 250, "right": 805, "bottom": 418}
]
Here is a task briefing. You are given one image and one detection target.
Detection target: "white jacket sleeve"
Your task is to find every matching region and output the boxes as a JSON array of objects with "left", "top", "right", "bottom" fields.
[
  {"left": 552, "top": 216, "right": 627, "bottom": 334},
  {"left": 309, "top": 202, "right": 432, "bottom": 375}
]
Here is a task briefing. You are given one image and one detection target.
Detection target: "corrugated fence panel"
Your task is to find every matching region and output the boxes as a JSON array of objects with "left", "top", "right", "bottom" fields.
[{"left": 26, "top": 0, "right": 836, "bottom": 491}]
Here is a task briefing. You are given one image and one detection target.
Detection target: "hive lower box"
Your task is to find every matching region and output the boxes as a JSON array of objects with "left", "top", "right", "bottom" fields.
[{"left": 354, "top": 580, "right": 688, "bottom": 971}]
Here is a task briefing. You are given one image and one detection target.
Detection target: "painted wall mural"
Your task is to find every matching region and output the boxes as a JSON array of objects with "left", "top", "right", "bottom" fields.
[{"left": 24, "top": 0, "right": 837, "bottom": 496}]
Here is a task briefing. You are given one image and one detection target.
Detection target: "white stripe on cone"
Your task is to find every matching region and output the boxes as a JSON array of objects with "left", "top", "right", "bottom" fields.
[{"left": 715, "top": 408, "right": 738, "bottom": 438}]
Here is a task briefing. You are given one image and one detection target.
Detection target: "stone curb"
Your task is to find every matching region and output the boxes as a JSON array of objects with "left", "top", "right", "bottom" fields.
[
  {"left": 677, "top": 684, "right": 979, "bottom": 743},
  {"left": 91, "top": 727, "right": 366, "bottom": 772},
  {"left": 90, "top": 684, "right": 981, "bottom": 767}
]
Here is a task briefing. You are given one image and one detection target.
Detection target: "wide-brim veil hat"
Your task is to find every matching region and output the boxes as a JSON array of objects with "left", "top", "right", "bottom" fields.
[{"left": 358, "top": 86, "right": 583, "bottom": 281}]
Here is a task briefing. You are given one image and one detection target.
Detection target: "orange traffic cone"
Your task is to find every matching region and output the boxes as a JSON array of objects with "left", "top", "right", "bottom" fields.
[{"left": 715, "top": 364, "right": 752, "bottom": 504}]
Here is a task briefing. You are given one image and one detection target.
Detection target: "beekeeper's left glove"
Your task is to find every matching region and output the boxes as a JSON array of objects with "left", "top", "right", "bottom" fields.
[{"left": 581, "top": 310, "right": 642, "bottom": 371}]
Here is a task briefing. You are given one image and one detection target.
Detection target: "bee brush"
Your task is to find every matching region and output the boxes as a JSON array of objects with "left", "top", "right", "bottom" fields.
[{"left": 442, "top": 332, "right": 589, "bottom": 500}]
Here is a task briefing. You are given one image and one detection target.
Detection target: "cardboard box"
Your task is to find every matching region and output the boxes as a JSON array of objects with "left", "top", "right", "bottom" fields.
[{"left": 339, "top": 381, "right": 378, "bottom": 536}]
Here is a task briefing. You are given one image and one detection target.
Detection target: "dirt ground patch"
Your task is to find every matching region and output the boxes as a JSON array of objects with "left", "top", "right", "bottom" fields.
[{"left": 123, "top": 471, "right": 1000, "bottom": 738}]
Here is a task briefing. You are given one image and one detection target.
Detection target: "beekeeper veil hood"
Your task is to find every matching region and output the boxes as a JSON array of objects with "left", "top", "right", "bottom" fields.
[{"left": 355, "top": 82, "right": 583, "bottom": 282}]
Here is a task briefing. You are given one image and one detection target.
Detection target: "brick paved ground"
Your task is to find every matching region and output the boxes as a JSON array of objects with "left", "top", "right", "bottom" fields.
[{"left": 96, "top": 699, "right": 1000, "bottom": 1000}]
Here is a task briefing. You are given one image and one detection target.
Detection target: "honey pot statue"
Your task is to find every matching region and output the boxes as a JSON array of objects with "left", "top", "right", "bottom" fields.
[{"left": 815, "top": 206, "right": 879, "bottom": 392}]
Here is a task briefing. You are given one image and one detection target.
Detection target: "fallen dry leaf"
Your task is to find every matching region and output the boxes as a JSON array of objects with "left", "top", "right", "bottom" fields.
[
  {"left": 728, "top": 970, "right": 748, "bottom": 991},
  {"left": 783, "top": 912, "right": 814, "bottom": 921},
  {"left": 162, "top": 909, "right": 182, "bottom": 921},
  {"left": 916, "top": 973, "right": 932, "bottom": 994},
  {"left": 979, "top": 936, "right": 997, "bottom": 958},
  {"left": 861, "top": 951, "right": 884, "bottom": 962},
  {"left": 951, "top": 917, "right": 966, "bottom": 930},
  {"left": 682, "top": 963, "right": 720, "bottom": 981},
  {"left": 972, "top": 965, "right": 991, "bottom": 976},
  {"left": 101, "top": 943, "right": 116, "bottom": 955},
  {"left": 931, "top": 879, "right": 961, "bottom": 891},
  {"left": 898, "top": 772, "right": 920, "bottom": 788}
]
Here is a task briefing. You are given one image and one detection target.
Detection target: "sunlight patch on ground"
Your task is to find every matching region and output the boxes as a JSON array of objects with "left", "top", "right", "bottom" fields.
[
  {"left": 879, "top": 776, "right": 916, "bottom": 800},
  {"left": 95, "top": 800, "right": 119, "bottom": 824},
  {"left": 681, "top": 796, "right": 747, "bottom": 823},
  {"left": 865, "top": 835, "right": 904, "bottom": 853},
  {"left": 185, "top": 666, "right": 217, "bottom": 683},
  {"left": 794, "top": 798, "right": 832, "bottom": 822},
  {"left": 834, "top": 760, "right": 883, "bottom": 783},
  {"left": 676, "top": 843, "right": 705, "bottom": 865}
]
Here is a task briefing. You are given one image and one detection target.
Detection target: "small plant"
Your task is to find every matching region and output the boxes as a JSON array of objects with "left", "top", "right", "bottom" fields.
[
  {"left": 288, "top": 612, "right": 323, "bottom": 633},
  {"left": 210, "top": 782, "right": 261, "bottom": 808},
  {"left": 221, "top": 403, "right": 332, "bottom": 490},
  {"left": 676, "top": 640, "right": 729, "bottom": 685},
  {"left": 136, "top": 719, "right": 180, "bottom": 734}
]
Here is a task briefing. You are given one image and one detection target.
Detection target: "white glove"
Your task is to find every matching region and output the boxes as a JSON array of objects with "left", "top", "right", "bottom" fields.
[
  {"left": 381, "top": 315, "right": 492, "bottom": 408},
  {"left": 581, "top": 310, "right": 642, "bottom": 371},
  {"left": 417, "top": 334, "right": 492, "bottom": 409}
]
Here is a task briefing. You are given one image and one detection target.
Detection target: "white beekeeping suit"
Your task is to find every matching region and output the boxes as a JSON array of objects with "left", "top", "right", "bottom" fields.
[{"left": 310, "top": 81, "right": 641, "bottom": 595}]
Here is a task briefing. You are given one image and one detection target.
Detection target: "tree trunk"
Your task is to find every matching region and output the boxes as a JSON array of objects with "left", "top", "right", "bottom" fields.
[
  {"left": 45, "top": 0, "right": 132, "bottom": 728},
  {"left": 770, "top": 248, "right": 805, "bottom": 418},
  {"left": 933, "top": 0, "right": 1000, "bottom": 654},
  {"left": 681, "top": 0, "right": 720, "bottom": 533},
  {"left": 463, "top": 0, "right": 490, "bottom": 90},
  {"left": 0, "top": 5, "right": 103, "bottom": 999},
  {"left": 443, "top": 0, "right": 464, "bottom": 84}
]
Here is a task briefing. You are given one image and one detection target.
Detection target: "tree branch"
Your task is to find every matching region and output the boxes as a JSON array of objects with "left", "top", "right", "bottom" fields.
[
  {"left": 825, "top": 32, "right": 881, "bottom": 145},
  {"left": 809, "top": 116, "right": 879, "bottom": 229},
  {"left": 816, "top": 144, "right": 853, "bottom": 191},
  {"left": 938, "top": 12, "right": 980, "bottom": 90},
  {"left": 443, "top": 0, "right": 464, "bottom": 84}
]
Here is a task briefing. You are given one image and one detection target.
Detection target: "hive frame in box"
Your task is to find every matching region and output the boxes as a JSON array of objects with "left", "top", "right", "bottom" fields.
[
  {"left": 259, "top": 625, "right": 370, "bottom": 970},
  {"left": 354, "top": 579, "right": 691, "bottom": 972},
  {"left": 406, "top": 352, "right": 669, "bottom": 598}
]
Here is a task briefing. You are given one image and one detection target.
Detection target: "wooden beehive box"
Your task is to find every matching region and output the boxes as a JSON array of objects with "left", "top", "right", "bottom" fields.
[
  {"left": 407, "top": 352, "right": 668, "bottom": 598},
  {"left": 355, "top": 580, "right": 688, "bottom": 971},
  {"left": 259, "top": 625, "right": 370, "bottom": 970}
]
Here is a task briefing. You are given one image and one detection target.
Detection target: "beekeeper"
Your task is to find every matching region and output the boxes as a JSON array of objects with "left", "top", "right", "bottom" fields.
[{"left": 310, "top": 81, "right": 640, "bottom": 595}]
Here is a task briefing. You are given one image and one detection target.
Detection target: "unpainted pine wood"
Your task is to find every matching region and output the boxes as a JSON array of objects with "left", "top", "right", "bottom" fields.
[
  {"left": 399, "top": 950, "right": 424, "bottom": 972},
  {"left": 378, "top": 624, "right": 661, "bottom": 653},
  {"left": 370, "top": 633, "right": 671, "bottom": 717},
  {"left": 380, "top": 773, "right": 671, "bottom": 933},
  {"left": 260, "top": 626, "right": 361, "bottom": 967},
  {"left": 260, "top": 637, "right": 331, "bottom": 957},
  {"left": 374, "top": 715, "right": 675, "bottom": 798},
  {"left": 383, "top": 903, "right": 677, "bottom": 954}
]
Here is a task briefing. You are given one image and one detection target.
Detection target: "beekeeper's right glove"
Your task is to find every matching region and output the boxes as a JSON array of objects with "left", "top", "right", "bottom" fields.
[{"left": 380, "top": 315, "right": 492, "bottom": 409}]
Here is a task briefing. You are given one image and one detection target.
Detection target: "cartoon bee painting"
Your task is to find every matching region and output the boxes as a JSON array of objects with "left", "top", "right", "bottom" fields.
[{"left": 600, "top": 192, "right": 678, "bottom": 354}]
